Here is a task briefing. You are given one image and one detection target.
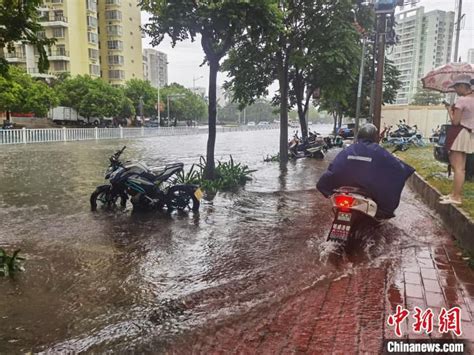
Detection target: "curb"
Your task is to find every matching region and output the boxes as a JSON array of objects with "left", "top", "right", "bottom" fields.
[{"left": 407, "top": 172, "right": 474, "bottom": 253}]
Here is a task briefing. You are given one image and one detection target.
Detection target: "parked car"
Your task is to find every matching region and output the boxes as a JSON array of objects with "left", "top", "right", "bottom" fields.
[
  {"left": 258, "top": 121, "right": 269, "bottom": 126},
  {"left": 247, "top": 121, "right": 256, "bottom": 126},
  {"left": 338, "top": 123, "right": 355, "bottom": 139}
]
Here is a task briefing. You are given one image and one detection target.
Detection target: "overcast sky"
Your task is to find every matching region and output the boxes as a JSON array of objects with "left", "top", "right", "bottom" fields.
[{"left": 141, "top": 0, "right": 474, "bottom": 93}]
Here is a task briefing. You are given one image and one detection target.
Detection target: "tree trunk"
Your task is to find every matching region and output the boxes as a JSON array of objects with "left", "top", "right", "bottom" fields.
[
  {"left": 203, "top": 59, "right": 219, "bottom": 180},
  {"left": 277, "top": 55, "right": 289, "bottom": 165},
  {"left": 293, "top": 70, "right": 308, "bottom": 141},
  {"left": 333, "top": 112, "right": 337, "bottom": 135}
]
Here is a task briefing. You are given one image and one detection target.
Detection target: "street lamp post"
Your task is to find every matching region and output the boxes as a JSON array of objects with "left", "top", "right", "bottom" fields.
[
  {"left": 193, "top": 75, "right": 204, "bottom": 90},
  {"left": 157, "top": 83, "right": 161, "bottom": 127}
]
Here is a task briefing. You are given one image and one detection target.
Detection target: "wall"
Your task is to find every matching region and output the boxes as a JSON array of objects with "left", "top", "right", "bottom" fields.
[{"left": 381, "top": 105, "right": 449, "bottom": 137}]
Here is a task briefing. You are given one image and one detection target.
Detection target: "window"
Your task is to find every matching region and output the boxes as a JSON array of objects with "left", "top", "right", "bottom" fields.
[
  {"left": 105, "top": 10, "right": 122, "bottom": 20},
  {"left": 106, "top": 0, "right": 121, "bottom": 4},
  {"left": 87, "top": 16, "right": 97, "bottom": 28},
  {"left": 87, "top": 32, "right": 98, "bottom": 44},
  {"left": 54, "top": 10, "right": 64, "bottom": 21},
  {"left": 86, "top": 0, "right": 97, "bottom": 12},
  {"left": 107, "top": 25, "right": 122, "bottom": 36},
  {"left": 89, "top": 64, "right": 100, "bottom": 76},
  {"left": 88, "top": 48, "right": 99, "bottom": 59},
  {"left": 53, "top": 28, "right": 65, "bottom": 38},
  {"left": 107, "top": 40, "right": 123, "bottom": 50},
  {"left": 56, "top": 45, "right": 66, "bottom": 56},
  {"left": 108, "top": 55, "right": 124, "bottom": 65},
  {"left": 51, "top": 0, "right": 63, "bottom": 3},
  {"left": 53, "top": 61, "right": 68, "bottom": 71},
  {"left": 109, "top": 70, "right": 124, "bottom": 79}
]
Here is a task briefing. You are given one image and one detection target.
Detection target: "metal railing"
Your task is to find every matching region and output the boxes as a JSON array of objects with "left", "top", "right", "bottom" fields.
[
  {"left": 39, "top": 15, "right": 68, "bottom": 23},
  {"left": 0, "top": 124, "right": 279, "bottom": 145}
]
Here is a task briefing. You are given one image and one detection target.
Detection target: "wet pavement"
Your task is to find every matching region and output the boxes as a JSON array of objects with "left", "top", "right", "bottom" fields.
[{"left": 0, "top": 127, "right": 473, "bottom": 353}]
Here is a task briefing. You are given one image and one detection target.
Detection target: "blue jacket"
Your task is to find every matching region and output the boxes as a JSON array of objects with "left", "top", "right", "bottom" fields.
[{"left": 316, "top": 140, "right": 415, "bottom": 217}]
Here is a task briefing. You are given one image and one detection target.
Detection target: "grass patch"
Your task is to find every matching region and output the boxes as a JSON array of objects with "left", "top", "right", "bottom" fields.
[{"left": 395, "top": 146, "right": 474, "bottom": 219}]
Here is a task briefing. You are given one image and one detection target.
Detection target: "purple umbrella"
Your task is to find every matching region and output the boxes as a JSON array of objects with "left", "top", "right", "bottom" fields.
[{"left": 421, "top": 62, "right": 474, "bottom": 93}]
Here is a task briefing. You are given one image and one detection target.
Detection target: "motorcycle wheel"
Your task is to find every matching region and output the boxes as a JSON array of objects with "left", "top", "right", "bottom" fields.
[
  {"left": 90, "top": 185, "right": 116, "bottom": 211},
  {"left": 166, "top": 187, "right": 200, "bottom": 212}
]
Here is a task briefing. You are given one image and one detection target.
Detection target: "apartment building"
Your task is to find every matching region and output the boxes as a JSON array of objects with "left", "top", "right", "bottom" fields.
[
  {"left": 98, "top": 0, "right": 143, "bottom": 85},
  {"left": 3, "top": 0, "right": 143, "bottom": 85},
  {"left": 142, "top": 48, "right": 168, "bottom": 88},
  {"left": 388, "top": 7, "right": 454, "bottom": 104},
  {"left": 468, "top": 49, "right": 474, "bottom": 64}
]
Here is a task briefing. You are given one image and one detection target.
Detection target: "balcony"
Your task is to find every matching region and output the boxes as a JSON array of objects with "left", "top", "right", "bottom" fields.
[
  {"left": 39, "top": 15, "right": 68, "bottom": 27},
  {"left": 5, "top": 52, "right": 26, "bottom": 63},
  {"left": 27, "top": 68, "right": 56, "bottom": 79},
  {"left": 49, "top": 50, "right": 70, "bottom": 61}
]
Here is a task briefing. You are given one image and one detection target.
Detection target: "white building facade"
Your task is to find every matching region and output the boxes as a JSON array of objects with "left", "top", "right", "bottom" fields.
[
  {"left": 143, "top": 48, "right": 168, "bottom": 88},
  {"left": 468, "top": 49, "right": 474, "bottom": 64},
  {"left": 388, "top": 7, "right": 454, "bottom": 105}
]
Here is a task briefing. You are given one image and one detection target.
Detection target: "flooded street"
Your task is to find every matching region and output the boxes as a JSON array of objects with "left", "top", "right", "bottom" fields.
[{"left": 0, "top": 127, "right": 473, "bottom": 353}]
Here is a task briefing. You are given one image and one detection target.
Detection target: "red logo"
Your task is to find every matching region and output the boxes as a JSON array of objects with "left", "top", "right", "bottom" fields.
[
  {"left": 439, "top": 307, "right": 462, "bottom": 337},
  {"left": 387, "top": 306, "right": 462, "bottom": 337},
  {"left": 387, "top": 305, "right": 409, "bottom": 337}
]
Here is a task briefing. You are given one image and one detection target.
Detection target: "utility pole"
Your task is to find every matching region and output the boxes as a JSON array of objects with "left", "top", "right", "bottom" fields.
[
  {"left": 373, "top": 13, "right": 387, "bottom": 135},
  {"left": 355, "top": 37, "right": 368, "bottom": 137},
  {"left": 453, "top": 0, "right": 464, "bottom": 62}
]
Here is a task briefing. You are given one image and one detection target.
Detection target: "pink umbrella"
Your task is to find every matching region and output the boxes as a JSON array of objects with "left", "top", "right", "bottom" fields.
[{"left": 421, "top": 62, "right": 474, "bottom": 93}]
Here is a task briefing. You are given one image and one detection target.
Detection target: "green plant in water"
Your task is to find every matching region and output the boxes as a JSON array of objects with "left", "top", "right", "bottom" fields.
[
  {"left": 0, "top": 248, "right": 25, "bottom": 277},
  {"left": 174, "top": 163, "right": 201, "bottom": 185},
  {"left": 264, "top": 153, "right": 280, "bottom": 162},
  {"left": 175, "top": 156, "right": 256, "bottom": 193}
]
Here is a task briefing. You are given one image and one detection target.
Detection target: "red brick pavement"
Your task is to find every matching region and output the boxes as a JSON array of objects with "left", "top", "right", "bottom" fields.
[{"left": 166, "top": 242, "right": 474, "bottom": 354}]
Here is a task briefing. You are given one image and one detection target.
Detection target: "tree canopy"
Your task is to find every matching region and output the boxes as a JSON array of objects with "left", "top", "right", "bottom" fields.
[
  {"left": 411, "top": 87, "right": 445, "bottom": 106},
  {"left": 54, "top": 75, "right": 127, "bottom": 121},
  {"left": 224, "top": 0, "right": 365, "bottom": 159},
  {"left": 123, "top": 79, "right": 158, "bottom": 118},
  {"left": 160, "top": 83, "right": 207, "bottom": 124},
  {"left": 140, "top": 0, "right": 280, "bottom": 178},
  {"left": 0, "top": 66, "right": 58, "bottom": 117},
  {"left": 0, "top": 0, "right": 55, "bottom": 75}
]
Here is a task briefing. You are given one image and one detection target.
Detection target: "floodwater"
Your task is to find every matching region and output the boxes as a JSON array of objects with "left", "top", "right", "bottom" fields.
[{"left": 0, "top": 127, "right": 467, "bottom": 352}]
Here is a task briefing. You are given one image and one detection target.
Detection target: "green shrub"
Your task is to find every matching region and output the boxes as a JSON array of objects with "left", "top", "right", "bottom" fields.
[{"left": 174, "top": 156, "right": 256, "bottom": 193}]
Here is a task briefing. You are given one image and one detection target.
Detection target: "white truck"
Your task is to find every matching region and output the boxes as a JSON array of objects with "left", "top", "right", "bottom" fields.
[{"left": 49, "top": 106, "right": 104, "bottom": 126}]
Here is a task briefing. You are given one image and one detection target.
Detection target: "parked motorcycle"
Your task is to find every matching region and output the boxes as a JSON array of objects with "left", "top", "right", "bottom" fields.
[
  {"left": 434, "top": 124, "right": 474, "bottom": 181},
  {"left": 90, "top": 146, "right": 202, "bottom": 212},
  {"left": 389, "top": 120, "right": 420, "bottom": 139},
  {"left": 289, "top": 131, "right": 328, "bottom": 159},
  {"left": 327, "top": 187, "right": 381, "bottom": 244}
]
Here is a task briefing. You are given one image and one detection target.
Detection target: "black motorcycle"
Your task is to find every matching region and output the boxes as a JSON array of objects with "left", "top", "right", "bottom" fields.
[
  {"left": 289, "top": 131, "right": 327, "bottom": 159},
  {"left": 90, "top": 146, "right": 202, "bottom": 212}
]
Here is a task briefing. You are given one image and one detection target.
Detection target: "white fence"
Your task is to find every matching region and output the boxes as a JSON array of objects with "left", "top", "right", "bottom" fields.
[{"left": 0, "top": 124, "right": 279, "bottom": 145}]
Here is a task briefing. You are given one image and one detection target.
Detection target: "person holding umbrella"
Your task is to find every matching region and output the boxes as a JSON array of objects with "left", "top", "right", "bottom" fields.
[{"left": 440, "top": 74, "right": 474, "bottom": 205}]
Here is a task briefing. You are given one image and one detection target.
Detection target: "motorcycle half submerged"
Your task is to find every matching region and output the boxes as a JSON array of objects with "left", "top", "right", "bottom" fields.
[
  {"left": 90, "top": 146, "right": 202, "bottom": 212},
  {"left": 327, "top": 186, "right": 383, "bottom": 244}
]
